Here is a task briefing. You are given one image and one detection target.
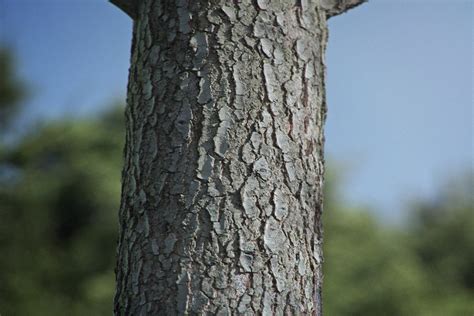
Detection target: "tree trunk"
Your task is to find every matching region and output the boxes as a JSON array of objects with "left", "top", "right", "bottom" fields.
[{"left": 112, "top": 0, "right": 365, "bottom": 314}]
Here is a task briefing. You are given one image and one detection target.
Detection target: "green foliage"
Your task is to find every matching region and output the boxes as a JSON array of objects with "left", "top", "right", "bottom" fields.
[
  {"left": 0, "top": 107, "right": 124, "bottom": 315},
  {"left": 324, "top": 208, "right": 425, "bottom": 315},
  {"left": 406, "top": 175, "right": 474, "bottom": 316},
  {"left": 323, "top": 170, "right": 474, "bottom": 315}
]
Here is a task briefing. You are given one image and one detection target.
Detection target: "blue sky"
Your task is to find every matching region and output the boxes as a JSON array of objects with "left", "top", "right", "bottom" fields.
[{"left": 1, "top": 0, "right": 472, "bottom": 220}]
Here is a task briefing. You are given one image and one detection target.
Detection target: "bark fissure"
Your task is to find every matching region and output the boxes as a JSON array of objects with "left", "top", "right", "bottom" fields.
[{"left": 111, "top": 0, "right": 366, "bottom": 314}]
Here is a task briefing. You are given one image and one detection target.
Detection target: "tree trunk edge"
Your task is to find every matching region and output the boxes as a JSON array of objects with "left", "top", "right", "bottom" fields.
[{"left": 112, "top": 0, "right": 349, "bottom": 314}]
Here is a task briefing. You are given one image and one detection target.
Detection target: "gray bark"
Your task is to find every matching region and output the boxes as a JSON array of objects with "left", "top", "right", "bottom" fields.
[{"left": 113, "top": 0, "right": 364, "bottom": 314}]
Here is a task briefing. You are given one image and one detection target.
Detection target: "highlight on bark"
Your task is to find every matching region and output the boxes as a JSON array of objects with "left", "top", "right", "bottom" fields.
[{"left": 110, "top": 0, "right": 366, "bottom": 314}]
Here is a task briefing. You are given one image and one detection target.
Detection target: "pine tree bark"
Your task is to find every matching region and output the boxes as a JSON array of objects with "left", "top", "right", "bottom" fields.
[{"left": 112, "top": 0, "right": 365, "bottom": 314}]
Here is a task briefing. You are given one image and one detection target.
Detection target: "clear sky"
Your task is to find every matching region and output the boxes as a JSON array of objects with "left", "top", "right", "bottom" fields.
[{"left": 1, "top": 0, "right": 472, "bottom": 220}]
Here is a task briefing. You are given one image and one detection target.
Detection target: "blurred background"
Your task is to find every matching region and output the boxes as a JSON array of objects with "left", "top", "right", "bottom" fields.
[{"left": 0, "top": 0, "right": 472, "bottom": 315}]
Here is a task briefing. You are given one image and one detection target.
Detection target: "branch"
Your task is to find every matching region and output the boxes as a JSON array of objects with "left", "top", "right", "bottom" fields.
[
  {"left": 321, "top": 0, "right": 368, "bottom": 19},
  {"left": 110, "top": 0, "right": 138, "bottom": 20}
]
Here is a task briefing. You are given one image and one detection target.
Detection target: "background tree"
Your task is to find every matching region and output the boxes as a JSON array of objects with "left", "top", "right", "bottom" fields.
[
  {"left": 322, "top": 169, "right": 474, "bottom": 316},
  {"left": 406, "top": 174, "right": 474, "bottom": 315},
  {"left": 111, "top": 0, "right": 365, "bottom": 314},
  {"left": 0, "top": 47, "right": 26, "bottom": 130},
  {"left": 0, "top": 106, "right": 125, "bottom": 315}
]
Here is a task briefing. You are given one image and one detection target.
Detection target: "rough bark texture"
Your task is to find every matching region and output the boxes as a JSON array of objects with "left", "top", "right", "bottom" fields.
[{"left": 115, "top": 0, "right": 332, "bottom": 314}]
